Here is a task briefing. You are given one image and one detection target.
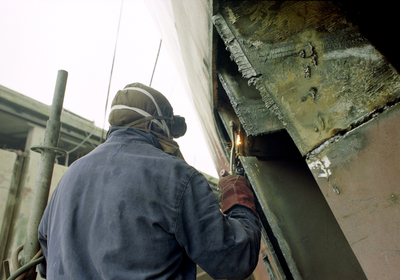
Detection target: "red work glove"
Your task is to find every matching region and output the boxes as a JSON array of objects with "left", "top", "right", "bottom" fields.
[{"left": 219, "top": 175, "right": 258, "bottom": 217}]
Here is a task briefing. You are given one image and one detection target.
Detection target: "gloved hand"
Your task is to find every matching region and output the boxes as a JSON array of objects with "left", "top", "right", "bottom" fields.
[{"left": 218, "top": 175, "right": 258, "bottom": 217}]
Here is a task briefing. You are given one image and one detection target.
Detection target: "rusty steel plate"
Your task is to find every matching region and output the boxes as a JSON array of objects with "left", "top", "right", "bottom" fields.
[
  {"left": 307, "top": 103, "right": 400, "bottom": 279},
  {"left": 213, "top": 1, "right": 400, "bottom": 155}
]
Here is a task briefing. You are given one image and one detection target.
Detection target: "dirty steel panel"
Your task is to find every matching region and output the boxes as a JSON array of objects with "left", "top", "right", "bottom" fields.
[
  {"left": 213, "top": 1, "right": 400, "bottom": 155},
  {"left": 306, "top": 103, "right": 400, "bottom": 279},
  {"left": 258, "top": 230, "right": 284, "bottom": 280},
  {"left": 241, "top": 156, "right": 366, "bottom": 280},
  {"left": 218, "top": 68, "right": 283, "bottom": 136}
]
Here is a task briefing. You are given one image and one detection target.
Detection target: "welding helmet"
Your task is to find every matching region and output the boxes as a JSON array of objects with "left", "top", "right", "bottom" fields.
[{"left": 108, "top": 83, "right": 187, "bottom": 138}]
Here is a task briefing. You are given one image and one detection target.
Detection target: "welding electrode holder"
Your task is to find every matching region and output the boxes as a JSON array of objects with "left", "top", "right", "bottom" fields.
[{"left": 220, "top": 121, "right": 244, "bottom": 177}]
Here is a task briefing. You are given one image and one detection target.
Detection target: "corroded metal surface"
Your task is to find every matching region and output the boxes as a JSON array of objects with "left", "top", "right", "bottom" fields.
[
  {"left": 213, "top": 1, "right": 400, "bottom": 155},
  {"left": 218, "top": 68, "right": 283, "bottom": 136},
  {"left": 241, "top": 156, "right": 366, "bottom": 280},
  {"left": 306, "top": 103, "right": 400, "bottom": 279}
]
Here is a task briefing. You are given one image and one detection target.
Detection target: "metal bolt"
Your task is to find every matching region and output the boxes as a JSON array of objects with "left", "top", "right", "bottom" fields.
[
  {"left": 309, "top": 87, "right": 317, "bottom": 100},
  {"left": 235, "top": 167, "right": 244, "bottom": 175},
  {"left": 220, "top": 169, "right": 229, "bottom": 177},
  {"left": 308, "top": 43, "right": 318, "bottom": 67},
  {"left": 304, "top": 66, "right": 311, "bottom": 78},
  {"left": 333, "top": 185, "right": 340, "bottom": 195},
  {"left": 311, "top": 55, "right": 318, "bottom": 67},
  {"left": 314, "top": 126, "right": 319, "bottom": 132}
]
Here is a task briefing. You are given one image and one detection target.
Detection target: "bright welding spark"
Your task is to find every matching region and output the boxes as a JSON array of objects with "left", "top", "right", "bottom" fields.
[{"left": 236, "top": 134, "right": 242, "bottom": 146}]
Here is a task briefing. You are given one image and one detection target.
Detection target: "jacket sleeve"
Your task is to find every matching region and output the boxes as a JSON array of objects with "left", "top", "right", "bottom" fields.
[
  {"left": 38, "top": 210, "right": 48, "bottom": 278},
  {"left": 175, "top": 171, "right": 261, "bottom": 279}
]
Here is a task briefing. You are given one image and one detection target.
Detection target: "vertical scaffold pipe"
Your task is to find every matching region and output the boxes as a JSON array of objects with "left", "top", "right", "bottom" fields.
[{"left": 22, "top": 70, "right": 68, "bottom": 266}]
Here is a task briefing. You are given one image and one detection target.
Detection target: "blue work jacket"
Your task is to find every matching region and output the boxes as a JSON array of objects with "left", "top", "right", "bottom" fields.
[{"left": 38, "top": 127, "right": 261, "bottom": 279}]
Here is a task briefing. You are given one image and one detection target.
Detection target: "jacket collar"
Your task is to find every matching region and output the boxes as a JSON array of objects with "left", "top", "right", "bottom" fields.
[{"left": 106, "top": 126, "right": 163, "bottom": 150}]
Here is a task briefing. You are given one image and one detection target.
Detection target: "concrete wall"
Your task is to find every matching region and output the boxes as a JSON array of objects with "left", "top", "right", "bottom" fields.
[
  {"left": 0, "top": 124, "right": 68, "bottom": 279},
  {"left": 0, "top": 149, "right": 18, "bottom": 235}
]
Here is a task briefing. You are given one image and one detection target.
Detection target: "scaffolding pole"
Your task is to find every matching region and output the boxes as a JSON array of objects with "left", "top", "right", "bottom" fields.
[{"left": 21, "top": 70, "right": 68, "bottom": 270}]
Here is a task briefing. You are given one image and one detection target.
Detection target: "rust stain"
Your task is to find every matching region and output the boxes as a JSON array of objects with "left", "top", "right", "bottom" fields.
[
  {"left": 233, "top": 2, "right": 350, "bottom": 43},
  {"left": 221, "top": 1, "right": 400, "bottom": 156},
  {"left": 23, "top": 187, "right": 32, "bottom": 198}
]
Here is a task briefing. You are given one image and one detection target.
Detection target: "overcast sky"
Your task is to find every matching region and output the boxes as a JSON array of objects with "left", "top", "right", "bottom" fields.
[{"left": 0, "top": 0, "right": 218, "bottom": 177}]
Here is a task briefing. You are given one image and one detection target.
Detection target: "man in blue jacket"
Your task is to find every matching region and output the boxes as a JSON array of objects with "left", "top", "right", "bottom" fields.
[{"left": 38, "top": 83, "right": 261, "bottom": 279}]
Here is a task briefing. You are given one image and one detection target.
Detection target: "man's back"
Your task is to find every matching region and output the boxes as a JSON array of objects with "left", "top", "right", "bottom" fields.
[{"left": 39, "top": 127, "right": 261, "bottom": 279}]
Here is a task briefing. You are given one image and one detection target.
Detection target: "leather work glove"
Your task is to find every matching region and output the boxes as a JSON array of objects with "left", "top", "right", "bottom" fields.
[{"left": 218, "top": 175, "right": 258, "bottom": 217}]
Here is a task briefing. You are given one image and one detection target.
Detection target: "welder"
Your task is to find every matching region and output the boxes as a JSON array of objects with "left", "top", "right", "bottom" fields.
[{"left": 38, "top": 82, "right": 261, "bottom": 279}]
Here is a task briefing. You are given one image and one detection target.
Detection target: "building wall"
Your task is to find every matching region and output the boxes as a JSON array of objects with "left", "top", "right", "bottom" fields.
[
  {"left": 0, "top": 149, "right": 18, "bottom": 241},
  {"left": 0, "top": 124, "right": 68, "bottom": 279}
]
